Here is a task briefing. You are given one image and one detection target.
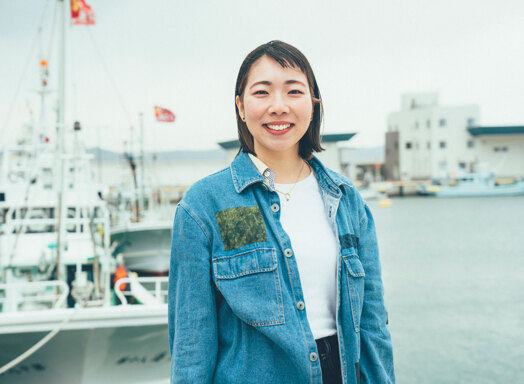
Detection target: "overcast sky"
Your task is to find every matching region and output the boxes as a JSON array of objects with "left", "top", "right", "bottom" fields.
[{"left": 1, "top": 0, "right": 523, "bottom": 152}]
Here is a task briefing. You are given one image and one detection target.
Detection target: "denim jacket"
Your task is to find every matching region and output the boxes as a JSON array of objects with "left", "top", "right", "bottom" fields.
[{"left": 168, "top": 151, "right": 395, "bottom": 384}]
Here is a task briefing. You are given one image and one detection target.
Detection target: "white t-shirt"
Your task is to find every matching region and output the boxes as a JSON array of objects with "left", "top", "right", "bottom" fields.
[{"left": 275, "top": 171, "right": 338, "bottom": 339}]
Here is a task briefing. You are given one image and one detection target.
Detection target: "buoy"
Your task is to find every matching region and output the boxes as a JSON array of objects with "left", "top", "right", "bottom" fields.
[{"left": 378, "top": 197, "right": 392, "bottom": 207}]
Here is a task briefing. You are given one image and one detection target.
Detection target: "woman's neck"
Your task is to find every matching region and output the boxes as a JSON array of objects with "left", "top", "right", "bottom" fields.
[{"left": 254, "top": 146, "right": 310, "bottom": 184}]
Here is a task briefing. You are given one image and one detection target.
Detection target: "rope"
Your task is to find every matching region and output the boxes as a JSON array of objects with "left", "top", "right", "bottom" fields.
[{"left": 0, "top": 308, "right": 77, "bottom": 375}]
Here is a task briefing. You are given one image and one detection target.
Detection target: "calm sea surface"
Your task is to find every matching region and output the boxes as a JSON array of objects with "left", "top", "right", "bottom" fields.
[{"left": 368, "top": 196, "right": 524, "bottom": 383}]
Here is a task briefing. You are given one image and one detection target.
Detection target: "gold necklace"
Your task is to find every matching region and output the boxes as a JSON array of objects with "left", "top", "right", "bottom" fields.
[{"left": 275, "top": 161, "right": 307, "bottom": 202}]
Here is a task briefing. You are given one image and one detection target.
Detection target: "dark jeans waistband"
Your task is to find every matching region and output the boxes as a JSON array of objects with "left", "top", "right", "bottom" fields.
[
  {"left": 315, "top": 334, "right": 339, "bottom": 356},
  {"left": 315, "top": 334, "right": 342, "bottom": 384}
]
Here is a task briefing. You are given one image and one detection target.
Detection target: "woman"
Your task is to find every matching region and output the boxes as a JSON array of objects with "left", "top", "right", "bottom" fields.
[{"left": 168, "top": 40, "right": 394, "bottom": 384}]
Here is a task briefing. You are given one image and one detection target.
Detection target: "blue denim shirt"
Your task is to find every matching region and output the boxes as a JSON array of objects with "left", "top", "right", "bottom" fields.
[{"left": 168, "top": 151, "right": 395, "bottom": 384}]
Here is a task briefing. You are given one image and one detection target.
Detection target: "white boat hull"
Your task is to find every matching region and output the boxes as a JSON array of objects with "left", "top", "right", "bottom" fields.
[
  {"left": 110, "top": 222, "right": 172, "bottom": 273},
  {"left": 0, "top": 306, "right": 169, "bottom": 384},
  {"left": 419, "top": 182, "right": 524, "bottom": 197}
]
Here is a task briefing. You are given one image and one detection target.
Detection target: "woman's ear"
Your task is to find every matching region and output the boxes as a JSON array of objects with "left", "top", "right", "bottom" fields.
[{"left": 235, "top": 95, "right": 245, "bottom": 121}]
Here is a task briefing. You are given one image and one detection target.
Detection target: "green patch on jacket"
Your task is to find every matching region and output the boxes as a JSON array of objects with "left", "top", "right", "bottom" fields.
[{"left": 216, "top": 206, "right": 267, "bottom": 251}]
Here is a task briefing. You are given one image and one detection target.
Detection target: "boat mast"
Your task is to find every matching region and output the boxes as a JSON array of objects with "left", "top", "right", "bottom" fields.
[
  {"left": 139, "top": 111, "right": 146, "bottom": 213},
  {"left": 55, "top": 0, "right": 68, "bottom": 281}
]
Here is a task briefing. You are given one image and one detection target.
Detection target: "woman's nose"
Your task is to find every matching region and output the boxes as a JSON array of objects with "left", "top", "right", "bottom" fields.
[{"left": 268, "top": 93, "right": 289, "bottom": 114}]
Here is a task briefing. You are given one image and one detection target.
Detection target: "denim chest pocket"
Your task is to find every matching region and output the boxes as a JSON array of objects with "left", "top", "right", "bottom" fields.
[
  {"left": 342, "top": 250, "right": 365, "bottom": 332},
  {"left": 213, "top": 248, "right": 285, "bottom": 327}
]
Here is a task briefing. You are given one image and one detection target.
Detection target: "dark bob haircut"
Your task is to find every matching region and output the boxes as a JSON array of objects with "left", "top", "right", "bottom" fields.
[{"left": 234, "top": 40, "right": 324, "bottom": 160}]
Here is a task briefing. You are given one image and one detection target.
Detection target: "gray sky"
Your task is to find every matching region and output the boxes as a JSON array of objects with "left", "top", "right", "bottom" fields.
[{"left": 1, "top": 0, "right": 524, "bottom": 152}]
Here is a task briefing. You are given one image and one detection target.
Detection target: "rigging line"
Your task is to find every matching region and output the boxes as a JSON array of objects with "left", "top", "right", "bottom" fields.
[
  {"left": 85, "top": 28, "right": 133, "bottom": 127},
  {"left": 46, "top": 0, "right": 59, "bottom": 63},
  {"left": 0, "top": 0, "right": 52, "bottom": 142}
]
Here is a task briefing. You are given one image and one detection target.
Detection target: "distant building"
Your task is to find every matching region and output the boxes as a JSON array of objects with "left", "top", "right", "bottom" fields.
[
  {"left": 385, "top": 93, "right": 524, "bottom": 180},
  {"left": 339, "top": 146, "right": 384, "bottom": 183},
  {"left": 466, "top": 126, "right": 524, "bottom": 179},
  {"left": 386, "top": 93, "right": 482, "bottom": 180},
  {"left": 218, "top": 133, "right": 356, "bottom": 174}
]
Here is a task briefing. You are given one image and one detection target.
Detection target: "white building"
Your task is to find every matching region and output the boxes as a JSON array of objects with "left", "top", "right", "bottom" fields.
[
  {"left": 385, "top": 93, "right": 524, "bottom": 180},
  {"left": 466, "top": 126, "right": 524, "bottom": 179},
  {"left": 386, "top": 93, "right": 480, "bottom": 180},
  {"left": 339, "top": 146, "right": 384, "bottom": 183}
]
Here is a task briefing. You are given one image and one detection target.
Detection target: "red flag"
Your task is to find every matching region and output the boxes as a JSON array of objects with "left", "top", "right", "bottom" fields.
[
  {"left": 71, "top": 0, "right": 96, "bottom": 25},
  {"left": 154, "top": 106, "right": 176, "bottom": 123}
]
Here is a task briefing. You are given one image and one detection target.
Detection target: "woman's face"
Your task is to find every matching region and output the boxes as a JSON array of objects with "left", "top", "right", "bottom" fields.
[{"left": 236, "top": 55, "right": 313, "bottom": 159}]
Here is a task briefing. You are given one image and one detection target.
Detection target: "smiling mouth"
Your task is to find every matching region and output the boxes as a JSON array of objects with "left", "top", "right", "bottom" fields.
[{"left": 264, "top": 123, "right": 293, "bottom": 131}]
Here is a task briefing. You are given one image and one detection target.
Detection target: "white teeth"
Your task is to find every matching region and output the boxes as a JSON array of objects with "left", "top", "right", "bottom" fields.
[{"left": 266, "top": 124, "right": 291, "bottom": 131}]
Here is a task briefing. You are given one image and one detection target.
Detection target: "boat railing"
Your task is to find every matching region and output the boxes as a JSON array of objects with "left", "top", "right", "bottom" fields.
[
  {"left": 114, "top": 275, "right": 169, "bottom": 306},
  {"left": 0, "top": 280, "right": 69, "bottom": 312},
  {"left": 2, "top": 210, "right": 108, "bottom": 234}
]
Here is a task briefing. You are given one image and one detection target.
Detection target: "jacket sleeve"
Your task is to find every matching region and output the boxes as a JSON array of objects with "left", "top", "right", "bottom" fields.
[
  {"left": 168, "top": 203, "right": 218, "bottom": 383},
  {"left": 358, "top": 202, "right": 395, "bottom": 383}
]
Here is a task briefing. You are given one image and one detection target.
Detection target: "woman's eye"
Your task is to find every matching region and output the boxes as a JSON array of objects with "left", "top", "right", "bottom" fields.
[
  {"left": 289, "top": 90, "right": 304, "bottom": 95},
  {"left": 253, "top": 90, "right": 268, "bottom": 95}
]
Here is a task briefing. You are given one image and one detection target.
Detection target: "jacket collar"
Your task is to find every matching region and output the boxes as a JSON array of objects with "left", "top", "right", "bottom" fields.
[
  {"left": 231, "top": 151, "right": 353, "bottom": 196},
  {"left": 306, "top": 156, "right": 353, "bottom": 198},
  {"left": 230, "top": 151, "right": 267, "bottom": 193}
]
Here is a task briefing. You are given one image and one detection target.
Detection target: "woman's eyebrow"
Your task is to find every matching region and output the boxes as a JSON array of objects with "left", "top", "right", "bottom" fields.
[{"left": 249, "top": 79, "right": 307, "bottom": 89}]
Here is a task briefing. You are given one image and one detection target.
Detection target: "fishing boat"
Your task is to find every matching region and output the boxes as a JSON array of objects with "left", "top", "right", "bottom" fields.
[
  {"left": 417, "top": 172, "right": 524, "bottom": 197},
  {"left": 0, "top": 2, "right": 170, "bottom": 383},
  {"left": 108, "top": 144, "right": 173, "bottom": 275},
  {"left": 110, "top": 217, "right": 172, "bottom": 274}
]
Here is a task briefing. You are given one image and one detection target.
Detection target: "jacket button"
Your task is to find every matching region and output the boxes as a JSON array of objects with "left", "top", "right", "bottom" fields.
[
  {"left": 263, "top": 170, "right": 271, "bottom": 177},
  {"left": 271, "top": 203, "right": 280, "bottom": 213},
  {"left": 296, "top": 301, "right": 305, "bottom": 310},
  {"left": 309, "top": 352, "right": 318, "bottom": 362},
  {"left": 284, "top": 249, "right": 293, "bottom": 257}
]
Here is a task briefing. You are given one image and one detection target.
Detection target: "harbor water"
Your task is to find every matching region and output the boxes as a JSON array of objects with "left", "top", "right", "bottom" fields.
[{"left": 369, "top": 196, "right": 524, "bottom": 383}]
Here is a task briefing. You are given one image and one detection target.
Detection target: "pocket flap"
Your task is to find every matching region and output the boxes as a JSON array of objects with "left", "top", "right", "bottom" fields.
[
  {"left": 343, "top": 256, "right": 365, "bottom": 277},
  {"left": 214, "top": 249, "right": 276, "bottom": 279}
]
